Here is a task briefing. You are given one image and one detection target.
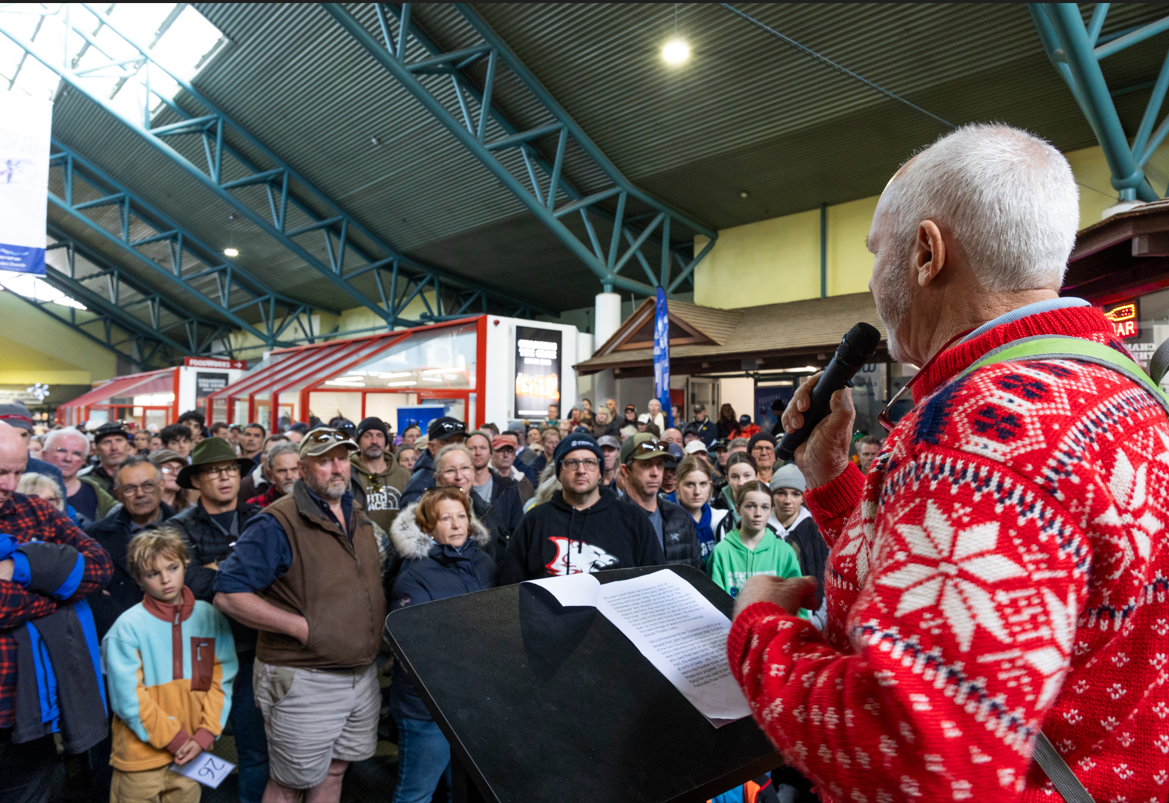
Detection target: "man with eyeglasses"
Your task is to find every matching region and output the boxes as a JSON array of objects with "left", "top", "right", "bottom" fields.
[
  {"left": 433, "top": 443, "right": 523, "bottom": 562},
  {"left": 618, "top": 433, "right": 705, "bottom": 571},
  {"left": 214, "top": 428, "right": 385, "bottom": 803},
  {"left": 45, "top": 427, "right": 114, "bottom": 523},
  {"left": 500, "top": 433, "right": 663, "bottom": 583},
  {"left": 489, "top": 432, "right": 534, "bottom": 505},
  {"left": 748, "top": 432, "right": 778, "bottom": 485},
  {"left": 401, "top": 416, "right": 467, "bottom": 506},
  {"left": 86, "top": 456, "right": 175, "bottom": 639}
]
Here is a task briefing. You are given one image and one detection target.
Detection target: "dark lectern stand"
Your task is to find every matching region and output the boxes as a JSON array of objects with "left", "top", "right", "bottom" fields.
[{"left": 384, "top": 565, "right": 781, "bottom": 803}]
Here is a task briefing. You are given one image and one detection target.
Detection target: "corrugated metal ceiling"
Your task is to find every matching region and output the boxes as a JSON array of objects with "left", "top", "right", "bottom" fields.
[{"left": 43, "top": 2, "right": 1169, "bottom": 323}]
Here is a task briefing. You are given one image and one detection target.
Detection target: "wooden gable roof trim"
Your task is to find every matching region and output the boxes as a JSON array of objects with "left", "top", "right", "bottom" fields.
[
  {"left": 591, "top": 298, "right": 740, "bottom": 357},
  {"left": 576, "top": 292, "right": 887, "bottom": 373}
]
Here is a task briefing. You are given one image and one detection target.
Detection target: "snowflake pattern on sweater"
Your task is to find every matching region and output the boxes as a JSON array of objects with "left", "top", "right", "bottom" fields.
[{"left": 727, "top": 306, "right": 1169, "bottom": 803}]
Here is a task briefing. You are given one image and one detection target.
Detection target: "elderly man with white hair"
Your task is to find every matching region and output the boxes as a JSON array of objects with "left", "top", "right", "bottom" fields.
[{"left": 727, "top": 124, "right": 1169, "bottom": 802}]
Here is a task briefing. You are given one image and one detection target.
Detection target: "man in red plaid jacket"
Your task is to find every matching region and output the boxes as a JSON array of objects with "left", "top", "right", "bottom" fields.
[
  {"left": 728, "top": 124, "right": 1169, "bottom": 802},
  {"left": 0, "top": 423, "right": 112, "bottom": 803}
]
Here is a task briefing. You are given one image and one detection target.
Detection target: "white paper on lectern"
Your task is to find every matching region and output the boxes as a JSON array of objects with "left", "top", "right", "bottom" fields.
[
  {"left": 526, "top": 572, "right": 601, "bottom": 607},
  {"left": 523, "top": 571, "right": 751, "bottom": 726}
]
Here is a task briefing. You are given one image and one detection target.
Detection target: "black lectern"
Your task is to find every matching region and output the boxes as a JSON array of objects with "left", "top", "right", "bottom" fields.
[{"left": 384, "top": 565, "right": 781, "bottom": 803}]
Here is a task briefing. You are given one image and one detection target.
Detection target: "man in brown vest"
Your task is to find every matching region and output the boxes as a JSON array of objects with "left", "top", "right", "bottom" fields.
[{"left": 213, "top": 428, "right": 386, "bottom": 803}]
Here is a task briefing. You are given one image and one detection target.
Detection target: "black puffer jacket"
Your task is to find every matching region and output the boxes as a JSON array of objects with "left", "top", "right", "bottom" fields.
[
  {"left": 471, "top": 482, "right": 524, "bottom": 563},
  {"left": 655, "top": 499, "right": 706, "bottom": 571},
  {"left": 400, "top": 449, "right": 437, "bottom": 506},
  {"left": 170, "top": 500, "right": 261, "bottom": 652},
  {"left": 499, "top": 487, "right": 664, "bottom": 583}
]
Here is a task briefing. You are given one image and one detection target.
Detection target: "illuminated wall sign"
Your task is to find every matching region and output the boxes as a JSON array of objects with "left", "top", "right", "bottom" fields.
[
  {"left": 1103, "top": 301, "right": 1138, "bottom": 339},
  {"left": 515, "top": 327, "right": 561, "bottom": 418}
]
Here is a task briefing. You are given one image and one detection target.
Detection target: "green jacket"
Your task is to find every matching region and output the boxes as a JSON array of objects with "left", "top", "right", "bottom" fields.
[
  {"left": 79, "top": 474, "right": 118, "bottom": 520},
  {"left": 707, "top": 528, "right": 802, "bottom": 599}
]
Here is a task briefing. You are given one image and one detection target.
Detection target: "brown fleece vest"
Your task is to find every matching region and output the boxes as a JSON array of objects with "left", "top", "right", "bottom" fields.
[{"left": 256, "top": 481, "right": 386, "bottom": 669}]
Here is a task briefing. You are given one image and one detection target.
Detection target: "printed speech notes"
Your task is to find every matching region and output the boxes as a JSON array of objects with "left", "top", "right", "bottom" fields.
[{"left": 525, "top": 570, "right": 751, "bottom": 726}]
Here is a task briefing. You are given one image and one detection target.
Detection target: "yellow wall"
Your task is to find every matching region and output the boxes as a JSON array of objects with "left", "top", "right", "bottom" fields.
[
  {"left": 0, "top": 290, "right": 117, "bottom": 384},
  {"left": 692, "top": 143, "right": 1169, "bottom": 310}
]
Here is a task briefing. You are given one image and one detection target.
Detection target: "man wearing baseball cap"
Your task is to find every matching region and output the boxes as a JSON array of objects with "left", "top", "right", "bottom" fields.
[
  {"left": 689, "top": 403, "right": 716, "bottom": 448},
  {"left": 500, "top": 433, "right": 663, "bottom": 582},
  {"left": 214, "top": 428, "right": 386, "bottom": 801},
  {"left": 597, "top": 434, "right": 621, "bottom": 487},
  {"left": 618, "top": 433, "right": 704, "bottom": 570},
  {"left": 488, "top": 432, "right": 534, "bottom": 505},
  {"left": 401, "top": 416, "right": 466, "bottom": 506},
  {"left": 349, "top": 417, "right": 410, "bottom": 533}
]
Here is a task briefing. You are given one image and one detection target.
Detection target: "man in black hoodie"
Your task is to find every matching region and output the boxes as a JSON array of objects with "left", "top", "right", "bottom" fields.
[{"left": 500, "top": 434, "right": 663, "bottom": 582}]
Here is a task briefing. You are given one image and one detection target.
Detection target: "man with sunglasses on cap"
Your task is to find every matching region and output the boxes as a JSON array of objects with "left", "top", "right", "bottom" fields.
[
  {"left": 214, "top": 428, "right": 385, "bottom": 802},
  {"left": 349, "top": 417, "right": 410, "bottom": 533},
  {"left": 500, "top": 433, "right": 662, "bottom": 583},
  {"left": 618, "top": 433, "right": 704, "bottom": 570},
  {"left": 401, "top": 416, "right": 466, "bottom": 506}
]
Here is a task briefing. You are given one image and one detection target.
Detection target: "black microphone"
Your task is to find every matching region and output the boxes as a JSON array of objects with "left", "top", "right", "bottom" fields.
[{"left": 777, "top": 322, "right": 881, "bottom": 462}]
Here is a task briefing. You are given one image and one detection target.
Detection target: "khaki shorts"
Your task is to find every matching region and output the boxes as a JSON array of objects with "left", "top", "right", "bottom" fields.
[
  {"left": 110, "top": 766, "right": 199, "bottom": 803},
  {"left": 253, "top": 658, "right": 380, "bottom": 790}
]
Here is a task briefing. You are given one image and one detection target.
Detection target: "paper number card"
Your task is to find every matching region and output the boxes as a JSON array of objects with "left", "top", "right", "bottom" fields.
[{"left": 170, "top": 752, "right": 236, "bottom": 789}]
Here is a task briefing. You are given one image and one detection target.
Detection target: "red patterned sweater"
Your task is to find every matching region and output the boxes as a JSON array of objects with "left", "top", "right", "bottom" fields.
[{"left": 728, "top": 305, "right": 1169, "bottom": 802}]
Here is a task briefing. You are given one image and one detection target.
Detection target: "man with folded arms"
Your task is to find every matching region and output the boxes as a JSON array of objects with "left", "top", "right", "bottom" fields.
[{"left": 214, "top": 428, "right": 385, "bottom": 803}]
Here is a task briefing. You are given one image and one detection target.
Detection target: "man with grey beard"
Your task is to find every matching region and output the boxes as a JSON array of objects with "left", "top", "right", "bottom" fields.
[{"left": 214, "top": 428, "right": 386, "bottom": 803}]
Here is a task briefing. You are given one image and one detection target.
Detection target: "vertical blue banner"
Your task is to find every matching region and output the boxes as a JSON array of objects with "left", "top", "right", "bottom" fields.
[
  {"left": 0, "top": 93, "right": 52, "bottom": 275},
  {"left": 653, "top": 286, "right": 673, "bottom": 429}
]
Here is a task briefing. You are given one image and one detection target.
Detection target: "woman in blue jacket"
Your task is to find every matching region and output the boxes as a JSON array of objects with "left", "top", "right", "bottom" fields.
[{"left": 387, "top": 486, "right": 498, "bottom": 803}]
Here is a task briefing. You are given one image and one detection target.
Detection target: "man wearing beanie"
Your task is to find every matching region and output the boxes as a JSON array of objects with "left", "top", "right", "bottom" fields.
[
  {"left": 348, "top": 417, "right": 410, "bottom": 532},
  {"left": 499, "top": 433, "right": 663, "bottom": 582},
  {"left": 768, "top": 464, "right": 828, "bottom": 627}
]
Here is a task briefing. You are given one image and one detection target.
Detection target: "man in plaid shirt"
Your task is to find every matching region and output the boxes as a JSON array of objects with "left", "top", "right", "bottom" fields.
[{"left": 0, "top": 423, "right": 112, "bottom": 803}]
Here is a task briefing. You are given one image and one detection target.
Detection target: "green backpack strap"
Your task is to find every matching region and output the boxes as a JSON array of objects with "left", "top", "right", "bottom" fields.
[{"left": 961, "top": 335, "right": 1169, "bottom": 417}]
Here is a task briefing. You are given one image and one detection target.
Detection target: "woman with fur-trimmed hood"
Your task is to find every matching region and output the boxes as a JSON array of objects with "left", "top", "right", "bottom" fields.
[{"left": 386, "top": 486, "right": 497, "bottom": 803}]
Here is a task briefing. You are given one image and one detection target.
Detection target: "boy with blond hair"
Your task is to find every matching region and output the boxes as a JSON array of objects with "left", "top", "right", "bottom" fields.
[{"left": 101, "top": 528, "right": 237, "bottom": 803}]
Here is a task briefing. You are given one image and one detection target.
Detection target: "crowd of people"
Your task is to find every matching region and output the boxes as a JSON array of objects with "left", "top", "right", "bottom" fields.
[{"left": 0, "top": 395, "right": 884, "bottom": 803}]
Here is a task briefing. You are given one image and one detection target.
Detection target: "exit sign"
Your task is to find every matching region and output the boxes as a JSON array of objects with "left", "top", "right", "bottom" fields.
[{"left": 1103, "top": 301, "right": 1138, "bottom": 339}]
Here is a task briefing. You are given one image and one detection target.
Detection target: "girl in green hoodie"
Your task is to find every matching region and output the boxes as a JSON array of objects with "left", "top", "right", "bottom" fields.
[{"left": 708, "top": 480, "right": 801, "bottom": 598}]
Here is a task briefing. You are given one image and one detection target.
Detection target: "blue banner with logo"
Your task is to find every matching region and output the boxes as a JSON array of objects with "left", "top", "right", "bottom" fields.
[
  {"left": 653, "top": 287, "right": 673, "bottom": 429},
  {"left": 0, "top": 93, "right": 51, "bottom": 275}
]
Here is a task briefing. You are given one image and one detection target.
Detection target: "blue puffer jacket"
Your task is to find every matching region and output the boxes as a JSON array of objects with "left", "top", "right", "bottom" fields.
[{"left": 386, "top": 501, "right": 497, "bottom": 721}]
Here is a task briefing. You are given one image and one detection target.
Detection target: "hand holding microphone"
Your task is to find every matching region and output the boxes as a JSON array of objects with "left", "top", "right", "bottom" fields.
[{"left": 779, "top": 323, "right": 880, "bottom": 488}]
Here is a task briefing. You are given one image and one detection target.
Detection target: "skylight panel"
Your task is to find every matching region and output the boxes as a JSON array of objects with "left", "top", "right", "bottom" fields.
[
  {"left": 0, "top": 270, "right": 87, "bottom": 309},
  {"left": 0, "top": 3, "right": 228, "bottom": 122}
]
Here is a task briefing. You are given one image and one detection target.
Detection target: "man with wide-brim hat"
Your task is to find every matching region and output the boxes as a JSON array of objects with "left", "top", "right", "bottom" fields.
[
  {"left": 168, "top": 436, "right": 268, "bottom": 799},
  {"left": 213, "top": 428, "right": 385, "bottom": 801},
  {"left": 175, "top": 437, "right": 255, "bottom": 490}
]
